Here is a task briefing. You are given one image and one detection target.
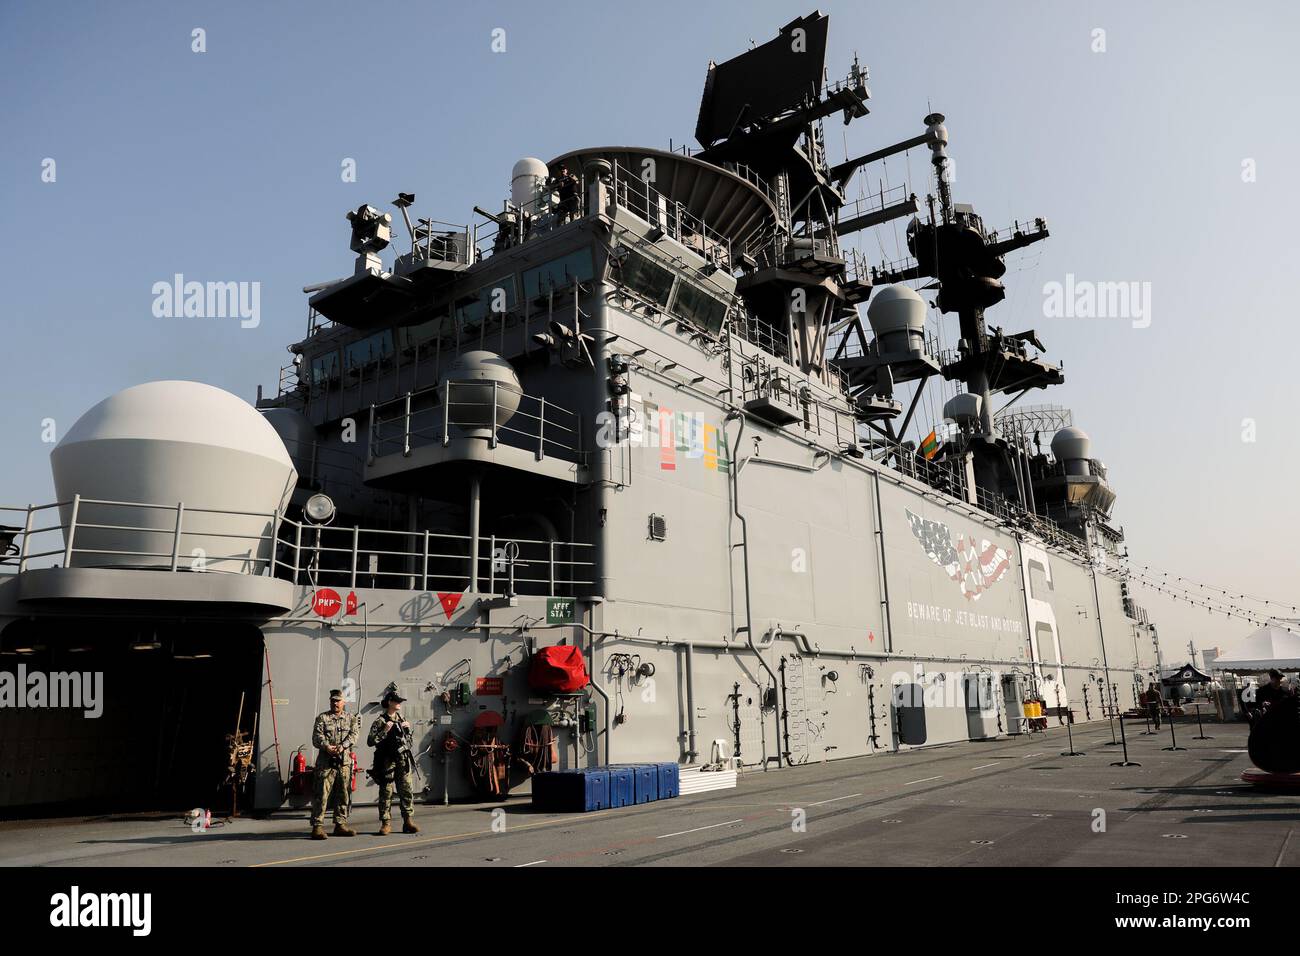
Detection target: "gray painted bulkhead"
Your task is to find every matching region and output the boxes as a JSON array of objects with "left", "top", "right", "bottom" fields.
[{"left": 0, "top": 211, "right": 1156, "bottom": 811}]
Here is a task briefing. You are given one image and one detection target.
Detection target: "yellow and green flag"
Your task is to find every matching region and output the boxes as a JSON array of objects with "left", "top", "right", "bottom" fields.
[{"left": 920, "top": 430, "right": 941, "bottom": 460}]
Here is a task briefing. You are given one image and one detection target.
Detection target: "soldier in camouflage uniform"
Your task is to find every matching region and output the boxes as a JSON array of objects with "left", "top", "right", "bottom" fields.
[
  {"left": 309, "top": 688, "right": 360, "bottom": 839},
  {"left": 367, "top": 690, "right": 421, "bottom": 835}
]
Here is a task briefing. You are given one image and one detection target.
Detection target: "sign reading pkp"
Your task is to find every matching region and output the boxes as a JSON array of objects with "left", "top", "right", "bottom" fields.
[
  {"left": 546, "top": 597, "right": 575, "bottom": 624},
  {"left": 312, "top": 588, "right": 343, "bottom": 617}
]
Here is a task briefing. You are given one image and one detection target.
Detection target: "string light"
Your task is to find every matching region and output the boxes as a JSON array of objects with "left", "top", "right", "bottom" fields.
[
  {"left": 1124, "top": 565, "right": 1292, "bottom": 622},
  {"left": 1124, "top": 573, "right": 1296, "bottom": 633},
  {"left": 1124, "top": 562, "right": 1298, "bottom": 614}
]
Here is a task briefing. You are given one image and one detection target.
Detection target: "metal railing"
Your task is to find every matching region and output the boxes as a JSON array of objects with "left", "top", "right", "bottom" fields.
[
  {"left": 408, "top": 218, "right": 474, "bottom": 265},
  {"left": 733, "top": 313, "right": 791, "bottom": 362},
  {"left": 717, "top": 160, "right": 778, "bottom": 208},
  {"left": 0, "top": 498, "right": 596, "bottom": 596},
  {"left": 828, "top": 325, "right": 943, "bottom": 363},
  {"left": 838, "top": 184, "right": 912, "bottom": 228},
  {"left": 861, "top": 436, "right": 1086, "bottom": 552},
  {"left": 985, "top": 217, "right": 1048, "bottom": 247},
  {"left": 870, "top": 253, "right": 920, "bottom": 284},
  {"left": 0, "top": 498, "right": 282, "bottom": 576},
  {"left": 843, "top": 247, "right": 873, "bottom": 287},
  {"left": 286, "top": 522, "right": 594, "bottom": 595},
  {"left": 306, "top": 305, "right": 333, "bottom": 338},
  {"left": 471, "top": 189, "right": 585, "bottom": 260},
  {"left": 278, "top": 361, "right": 302, "bottom": 395},
  {"left": 610, "top": 165, "right": 733, "bottom": 272},
  {"left": 461, "top": 158, "right": 747, "bottom": 271},
  {"left": 867, "top": 440, "right": 970, "bottom": 500},
  {"left": 367, "top": 381, "right": 586, "bottom": 468}
]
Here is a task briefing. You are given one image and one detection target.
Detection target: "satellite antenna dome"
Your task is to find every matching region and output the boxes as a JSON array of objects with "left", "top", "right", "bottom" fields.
[
  {"left": 866, "top": 284, "right": 927, "bottom": 355},
  {"left": 943, "top": 392, "right": 983, "bottom": 428},
  {"left": 1051, "top": 425, "right": 1093, "bottom": 476},
  {"left": 1051, "top": 425, "right": 1092, "bottom": 461},
  {"left": 50, "top": 381, "right": 296, "bottom": 572},
  {"left": 440, "top": 350, "right": 523, "bottom": 434}
]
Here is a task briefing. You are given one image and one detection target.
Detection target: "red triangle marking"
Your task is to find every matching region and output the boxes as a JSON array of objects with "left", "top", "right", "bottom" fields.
[
  {"left": 437, "top": 592, "right": 463, "bottom": 619},
  {"left": 868, "top": 630, "right": 876, "bottom": 643}
]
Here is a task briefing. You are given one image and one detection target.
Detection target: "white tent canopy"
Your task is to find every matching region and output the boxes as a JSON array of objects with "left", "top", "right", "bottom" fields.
[{"left": 1212, "top": 626, "right": 1300, "bottom": 671}]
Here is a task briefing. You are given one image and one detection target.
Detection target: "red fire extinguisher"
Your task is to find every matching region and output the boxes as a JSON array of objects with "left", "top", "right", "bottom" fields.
[
  {"left": 350, "top": 750, "right": 359, "bottom": 792},
  {"left": 290, "top": 746, "right": 310, "bottom": 795}
]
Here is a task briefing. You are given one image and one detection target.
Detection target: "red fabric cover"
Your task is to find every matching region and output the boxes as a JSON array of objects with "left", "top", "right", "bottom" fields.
[{"left": 528, "top": 645, "right": 589, "bottom": 693}]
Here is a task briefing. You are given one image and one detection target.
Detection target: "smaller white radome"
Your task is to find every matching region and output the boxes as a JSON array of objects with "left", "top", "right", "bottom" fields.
[
  {"left": 1050, "top": 425, "right": 1092, "bottom": 463},
  {"left": 440, "top": 351, "right": 523, "bottom": 430}
]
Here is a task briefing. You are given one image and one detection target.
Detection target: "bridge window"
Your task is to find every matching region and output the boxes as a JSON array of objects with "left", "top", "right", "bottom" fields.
[
  {"left": 457, "top": 276, "right": 518, "bottom": 331},
  {"left": 523, "top": 248, "right": 594, "bottom": 300},
  {"left": 344, "top": 330, "right": 394, "bottom": 371},
  {"left": 403, "top": 314, "right": 451, "bottom": 349},
  {"left": 310, "top": 349, "right": 340, "bottom": 385},
  {"left": 616, "top": 250, "right": 674, "bottom": 308},
  {"left": 672, "top": 280, "right": 728, "bottom": 334}
]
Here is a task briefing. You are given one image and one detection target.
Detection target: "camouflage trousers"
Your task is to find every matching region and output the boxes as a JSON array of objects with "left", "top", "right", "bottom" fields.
[
  {"left": 310, "top": 763, "right": 352, "bottom": 827},
  {"left": 376, "top": 759, "right": 415, "bottom": 822}
]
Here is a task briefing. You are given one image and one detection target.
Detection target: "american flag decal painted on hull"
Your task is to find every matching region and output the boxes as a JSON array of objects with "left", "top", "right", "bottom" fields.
[{"left": 905, "top": 509, "right": 1011, "bottom": 601}]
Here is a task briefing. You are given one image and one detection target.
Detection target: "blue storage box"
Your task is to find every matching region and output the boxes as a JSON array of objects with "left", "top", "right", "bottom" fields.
[
  {"left": 606, "top": 766, "right": 635, "bottom": 808},
  {"left": 628, "top": 764, "right": 658, "bottom": 803},
  {"left": 653, "top": 762, "right": 680, "bottom": 799},
  {"left": 532, "top": 769, "right": 610, "bottom": 812}
]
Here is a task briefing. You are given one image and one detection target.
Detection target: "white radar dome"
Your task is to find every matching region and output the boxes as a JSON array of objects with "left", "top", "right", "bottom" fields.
[
  {"left": 51, "top": 381, "right": 297, "bottom": 573},
  {"left": 867, "top": 284, "right": 927, "bottom": 355},
  {"left": 1051, "top": 426, "right": 1093, "bottom": 478},
  {"left": 440, "top": 351, "right": 523, "bottom": 435},
  {"left": 1050, "top": 425, "right": 1091, "bottom": 460},
  {"left": 512, "top": 157, "right": 549, "bottom": 209}
]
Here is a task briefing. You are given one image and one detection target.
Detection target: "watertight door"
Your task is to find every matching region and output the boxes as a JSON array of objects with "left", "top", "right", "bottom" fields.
[
  {"left": 964, "top": 673, "right": 998, "bottom": 740},
  {"left": 893, "top": 683, "right": 927, "bottom": 745}
]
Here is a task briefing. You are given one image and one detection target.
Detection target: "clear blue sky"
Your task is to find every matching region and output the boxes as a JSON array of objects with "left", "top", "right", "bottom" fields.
[{"left": 2, "top": 0, "right": 1296, "bottom": 656}]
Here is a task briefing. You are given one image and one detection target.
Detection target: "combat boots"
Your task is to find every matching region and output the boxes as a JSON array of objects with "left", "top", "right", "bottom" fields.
[
  {"left": 378, "top": 820, "right": 391, "bottom": 836},
  {"left": 402, "top": 816, "right": 420, "bottom": 834},
  {"left": 333, "top": 823, "right": 357, "bottom": 837},
  {"left": 310, "top": 825, "right": 327, "bottom": 840}
]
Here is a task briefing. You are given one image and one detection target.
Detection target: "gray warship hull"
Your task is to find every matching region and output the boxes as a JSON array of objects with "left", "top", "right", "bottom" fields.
[
  {"left": 0, "top": 269, "right": 1153, "bottom": 809},
  {"left": 0, "top": 12, "right": 1158, "bottom": 815}
]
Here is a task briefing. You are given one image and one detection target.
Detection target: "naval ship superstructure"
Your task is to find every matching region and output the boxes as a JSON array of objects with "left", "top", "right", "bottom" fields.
[{"left": 0, "top": 13, "right": 1160, "bottom": 813}]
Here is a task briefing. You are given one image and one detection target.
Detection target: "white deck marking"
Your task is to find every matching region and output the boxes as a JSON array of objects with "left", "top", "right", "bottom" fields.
[
  {"left": 806, "top": 793, "right": 862, "bottom": 807},
  {"left": 515, "top": 860, "right": 548, "bottom": 867},
  {"left": 1021, "top": 753, "right": 1044, "bottom": 758},
  {"left": 1273, "top": 829, "right": 1293, "bottom": 868},
  {"left": 657, "top": 819, "right": 744, "bottom": 839},
  {"left": 970, "top": 763, "right": 1000, "bottom": 771},
  {"left": 903, "top": 775, "right": 943, "bottom": 786}
]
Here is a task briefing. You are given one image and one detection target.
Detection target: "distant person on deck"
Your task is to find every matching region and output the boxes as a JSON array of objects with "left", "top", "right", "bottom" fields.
[
  {"left": 1143, "top": 682, "right": 1162, "bottom": 729},
  {"left": 1256, "top": 669, "right": 1295, "bottom": 713},
  {"left": 554, "top": 165, "right": 579, "bottom": 224}
]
